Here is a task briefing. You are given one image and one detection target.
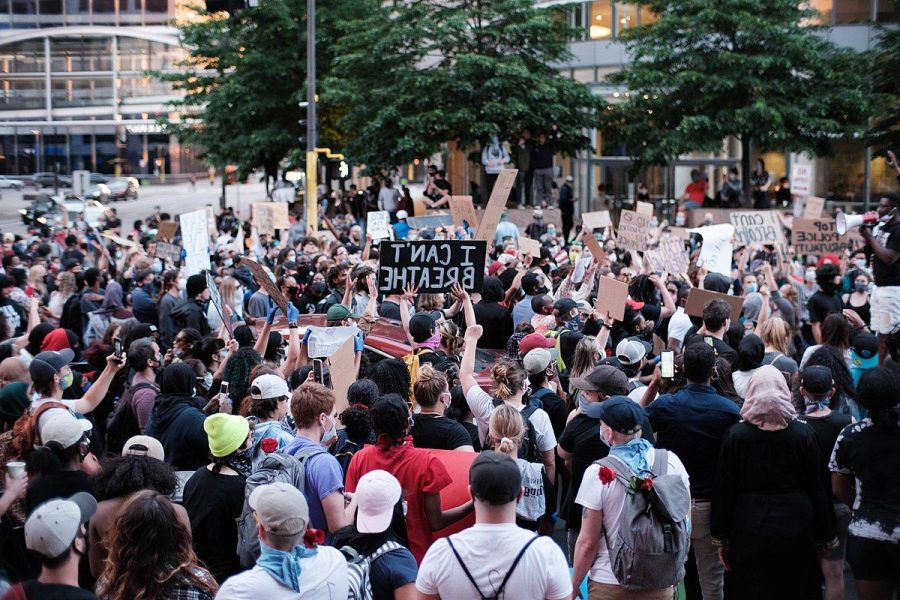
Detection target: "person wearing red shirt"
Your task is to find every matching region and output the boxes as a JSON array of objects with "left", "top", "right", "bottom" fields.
[
  {"left": 345, "top": 394, "right": 473, "bottom": 563},
  {"left": 680, "top": 169, "right": 708, "bottom": 209}
]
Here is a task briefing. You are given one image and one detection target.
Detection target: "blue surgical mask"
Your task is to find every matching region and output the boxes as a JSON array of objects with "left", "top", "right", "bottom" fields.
[
  {"left": 745, "top": 283, "right": 758, "bottom": 294},
  {"left": 321, "top": 415, "right": 337, "bottom": 446},
  {"left": 854, "top": 282, "right": 867, "bottom": 293}
]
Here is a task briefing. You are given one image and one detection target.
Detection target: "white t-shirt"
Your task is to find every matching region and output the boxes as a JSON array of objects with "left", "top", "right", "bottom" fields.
[
  {"left": 627, "top": 385, "right": 650, "bottom": 404},
  {"left": 516, "top": 458, "right": 545, "bottom": 522},
  {"left": 667, "top": 307, "right": 693, "bottom": 345},
  {"left": 31, "top": 397, "right": 78, "bottom": 412},
  {"left": 215, "top": 547, "right": 348, "bottom": 600},
  {"left": 465, "top": 385, "right": 557, "bottom": 451},
  {"left": 416, "top": 523, "right": 572, "bottom": 600},
  {"left": 575, "top": 448, "right": 690, "bottom": 584}
]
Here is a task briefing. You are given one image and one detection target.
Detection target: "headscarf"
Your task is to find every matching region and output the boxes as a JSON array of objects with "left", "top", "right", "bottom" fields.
[
  {"left": 740, "top": 365, "right": 796, "bottom": 431},
  {"left": 158, "top": 363, "right": 196, "bottom": 396},
  {"left": 102, "top": 281, "right": 125, "bottom": 310},
  {"left": 25, "top": 323, "right": 55, "bottom": 356},
  {"left": 0, "top": 381, "right": 29, "bottom": 424},
  {"left": 737, "top": 334, "right": 764, "bottom": 373},
  {"left": 41, "top": 329, "right": 71, "bottom": 352},
  {"left": 0, "top": 357, "right": 30, "bottom": 384}
]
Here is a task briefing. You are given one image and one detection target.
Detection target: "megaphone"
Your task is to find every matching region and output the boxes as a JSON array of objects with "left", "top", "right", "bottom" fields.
[{"left": 836, "top": 211, "right": 878, "bottom": 235}]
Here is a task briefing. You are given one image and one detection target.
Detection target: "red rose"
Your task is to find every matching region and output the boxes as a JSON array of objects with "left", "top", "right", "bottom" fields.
[
  {"left": 640, "top": 476, "right": 653, "bottom": 491},
  {"left": 260, "top": 437, "right": 278, "bottom": 454},
  {"left": 598, "top": 465, "right": 616, "bottom": 485},
  {"left": 303, "top": 528, "right": 325, "bottom": 549}
]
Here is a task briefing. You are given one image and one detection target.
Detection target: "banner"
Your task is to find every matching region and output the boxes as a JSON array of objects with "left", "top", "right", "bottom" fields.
[
  {"left": 366, "top": 211, "right": 392, "bottom": 240},
  {"left": 475, "top": 169, "right": 518, "bottom": 243},
  {"left": 378, "top": 240, "right": 487, "bottom": 294},
  {"left": 729, "top": 211, "right": 784, "bottom": 247},
  {"left": 180, "top": 209, "right": 212, "bottom": 276},
  {"left": 791, "top": 218, "right": 861, "bottom": 255},
  {"left": 449, "top": 196, "right": 480, "bottom": 230},
  {"left": 616, "top": 210, "right": 651, "bottom": 252},
  {"left": 688, "top": 223, "right": 734, "bottom": 277},
  {"left": 646, "top": 239, "right": 689, "bottom": 275}
]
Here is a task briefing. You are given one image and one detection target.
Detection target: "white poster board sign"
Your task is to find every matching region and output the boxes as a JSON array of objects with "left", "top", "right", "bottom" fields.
[
  {"left": 688, "top": 223, "right": 734, "bottom": 277},
  {"left": 790, "top": 164, "right": 812, "bottom": 197},
  {"left": 306, "top": 325, "right": 360, "bottom": 359},
  {"left": 367, "top": 211, "right": 392, "bottom": 240},
  {"left": 180, "top": 209, "right": 212, "bottom": 276}
]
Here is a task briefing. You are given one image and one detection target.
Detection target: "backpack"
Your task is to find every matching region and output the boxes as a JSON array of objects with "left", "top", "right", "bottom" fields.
[
  {"left": 490, "top": 398, "right": 540, "bottom": 463},
  {"left": 595, "top": 450, "right": 690, "bottom": 592},
  {"left": 341, "top": 540, "right": 405, "bottom": 600},
  {"left": 10, "top": 401, "right": 70, "bottom": 461},
  {"left": 84, "top": 309, "right": 128, "bottom": 347},
  {"left": 59, "top": 293, "right": 82, "bottom": 338},
  {"left": 236, "top": 447, "right": 326, "bottom": 567},
  {"left": 445, "top": 534, "right": 539, "bottom": 600},
  {"left": 105, "top": 381, "right": 158, "bottom": 455},
  {"left": 403, "top": 347, "right": 434, "bottom": 404}
]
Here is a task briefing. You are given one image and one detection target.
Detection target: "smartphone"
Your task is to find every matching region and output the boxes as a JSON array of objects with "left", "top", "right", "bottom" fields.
[
  {"left": 313, "top": 359, "right": 324, "bottom": 385},
  {"left": 660, "top": 350, "right": 674, "bottom": 378},
  {"left": 704, "top": 336, "right": 714, "bottom": 347},
  {"left": 220, "top": 381, "right": 229, "bottom": 397},
  {"left": 114, "top": 337, "right": 123, "bottom": 358}
]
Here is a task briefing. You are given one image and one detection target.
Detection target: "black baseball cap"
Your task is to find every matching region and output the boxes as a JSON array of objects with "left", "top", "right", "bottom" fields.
[
  {"left": 852, "top": 332, "right": 878, "bottom": 360},
  {"left": 554, "top": 298, "right": 579, "bottom": 314},
  {"left": 584, "top": 395, "right": 643, "bottom": 435},
  {"left": 469, "top": 451, "right": 521, "bottom": 505},
  {"left": 408, "top": 313, "right": 436, "bottom": 344},
  {"left": 800, "top": 365, "right": 834, "bottom": 395}
]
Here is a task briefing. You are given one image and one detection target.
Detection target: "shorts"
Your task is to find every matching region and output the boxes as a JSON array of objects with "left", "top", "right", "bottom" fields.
[
  {"left": 870, "top": 286, "right": 900, "bottom": 334},
  {"left": 824, "top": 503, "right": 852, "bottom": 561},
  {"left": 846, "top": 535, "right": 900, "bottom": 582},
  {"left": 588, "top": 580, "right": 674, "bottom": 600}
]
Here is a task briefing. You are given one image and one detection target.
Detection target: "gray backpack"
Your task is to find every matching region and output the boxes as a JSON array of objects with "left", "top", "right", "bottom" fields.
[
  {"left": 236, "top": 447, "right": 325, "bottom": 567},
  {"left": 595, "top": 450, "right": 690, "bottom": 591}
]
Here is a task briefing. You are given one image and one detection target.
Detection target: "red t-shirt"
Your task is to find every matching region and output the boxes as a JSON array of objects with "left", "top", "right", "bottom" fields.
[
  {"left": 345, "top": 442, "right": 452, "bottom": 563},
  {"left": 685, "top": 180, "right": 707, "bottom": 203}
]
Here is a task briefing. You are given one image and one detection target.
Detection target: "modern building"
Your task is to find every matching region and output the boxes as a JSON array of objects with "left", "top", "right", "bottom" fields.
[{"left": 0, "top": 2, "right": 204, "bottom": 178}]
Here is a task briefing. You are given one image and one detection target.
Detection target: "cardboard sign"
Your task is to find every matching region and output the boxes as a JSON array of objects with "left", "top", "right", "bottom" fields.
[
  {"left": 475, "top": 169, "right": 518, "bottom": 243},
  {"left": 580, "top": 230, "right": 606, "bottom": 263},
  {"left": 684, "top": 288, "right": 744, "bottom": 323},
  {"left": 791, "top": 218, "right": 862, "bottom": 255},
  {"left": 406, "top": 214, "right": 453, "bottom": 230},
  {"left": 688, "top": 223, "right": 734, "bottom": 277},
  {"left": 206, "top": 272, "right": 232, "bottom": 337},
  {"left": 179, "top": 209, "right": 212, "bottom": 276},
  {"left": 155, "top": 241, "right": 182, "bottom": 263},
  {"left": 646, "top": 239, "right": 689, "bottom": 276},
  {"left": 518, "top": 236, "right": 541, "bottom": 258},
  {"left": 665, "top": 227, "right": 691, "bottom": 241},
  {"left": 366, "top": 211, "right": 392, "bottom": 240},
  {"left": 581, "top": 210, "right": 612, "bottom": 230},
  {"left": 377, "top": 240, "right": 487, "bottom": 294},
  {"left": 241, "top": 257, "right": 289, "bottom": 317},
  {"left": 329, "top": 333, "right": 358, "bottom": 416},
  {"left": 594, "top": 275, "right": 629, "bottom": 322},
  {"left": 306, "top": 325, "right": 360, "bottom": 359},
  {"left": 100, "top": 231, "right": 139, "bottom": 248},
  {"left": 616, "top": 210, "right": 651, "bottom": 252},
  {"left": 803, "top": 196, "right": 825, "bottom": 219},
  {"left": 273, "top": 203, "right": 290, "bottom": 229},
  {"left": 790, "top": 164, "right": 813, "bottom": 197},
  {"left": 253, "top": 203, "right": 275, "bottom": 236},
  {"left": 449, "top": 196, "right": 480, "bottom": 230},
  {"left": 729, "top": 211, "right": 784, "bottom": 247},
  {"left": 157, "top": 220, "right": 178, "bottom": 242},
  {"left": 636, "top": 201, "right": 654, "bottom": 218}
]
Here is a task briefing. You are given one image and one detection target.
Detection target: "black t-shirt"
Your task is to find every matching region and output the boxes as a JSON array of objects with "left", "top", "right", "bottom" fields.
[
  {"left": 411, "top": 414, "right": 473, "bottom": 450},
  {"left": 26, "top": 470, "right": 92, "bottom": 515},
  {"left": 559, "top": 413, "right": 609, "bottom": 530},
  {"left": 460, "top": 421, "right": 481, "bottom": 452},
  {"left": 797, "top": 411, "right": 852, "bottom": 471},
  {"left": 14, "top": 581, "right": 99, "bottom": 600},
  {"left": 182, "top": 467, "right": 246, "bottom": 583},
  {"left": 808, "top": 291, "right": 843, "bottom": 325},
  {"left": 871, "top": 221, "right": 900, "bottom": 286},
  {"left": 531, "top": 389, "right": 567, "bottom": 439},
  {"left": 683, "top": 334, "right": 738, "bottom": 369}
]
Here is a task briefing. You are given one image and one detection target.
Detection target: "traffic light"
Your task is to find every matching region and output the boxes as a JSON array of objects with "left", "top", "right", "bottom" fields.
[{"left": 326, "top": 158, "right": 351, "bottom": 181}]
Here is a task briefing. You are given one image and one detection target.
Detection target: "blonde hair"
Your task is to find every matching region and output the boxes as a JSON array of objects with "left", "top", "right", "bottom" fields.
[
  {"left": 413, "top": 364, "right": 447, "bottom": 408},
  {"left": 218, "top": 276, "right": 240, "bottom": 313},
  {"left": 761, "top": 317, "right": 791, "bottom": 355},
  {"left": 439, "top": 321, "right": 461, "bottom": 356},
  {"left": 570, "top": 336, "right": 598, "bottom": 379},
  {"left": 28, "top": 265, "right": 48, "bottom": 297},
  {"left": 56, "top": 271, "right": 76, "bottom": 300},
  {"left": 418, "top": 293, "right": 444, "bottom": 311},
  {"left": 490, "top": 359, "right": 526, "bottom": 401},
  {"left": 489, "top": 404, "right": 524, "bottom": 456}
]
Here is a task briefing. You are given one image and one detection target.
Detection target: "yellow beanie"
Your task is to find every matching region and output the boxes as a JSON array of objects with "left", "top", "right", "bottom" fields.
[{"left": 204, "top": 414, "right": 250, "bottom": 458}]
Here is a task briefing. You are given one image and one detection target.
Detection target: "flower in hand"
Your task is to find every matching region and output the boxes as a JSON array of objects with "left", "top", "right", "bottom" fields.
[{"left": 598, "top": 465, "right": 616, "bottom": 485}]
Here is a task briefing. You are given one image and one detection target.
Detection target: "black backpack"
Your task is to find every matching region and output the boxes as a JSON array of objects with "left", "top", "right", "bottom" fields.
[
  {"left": 106, "top": 382, "right": 158, "bottom": 454},
  {"left": 59, "top": 292, "right": 82, "bottom": 337}
]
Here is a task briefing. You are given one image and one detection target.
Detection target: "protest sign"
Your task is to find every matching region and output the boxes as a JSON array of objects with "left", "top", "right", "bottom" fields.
[
  {"left": 636, "top": 201, "right": 654, "bottom": 218},
  {"left": 646, "top": 239, "right": 689, "bottom": 275},
  {"left": 241, "top": 258, "right": 289, "bottom": 316},
  {"left": 685, "top": 288, "right": 743, "bottom": 323},
  {"left": 205, "top": 205, "right": 217, "bottom": 237},
  {"left": 272, "top": 203, "right": 290, "bottom": 229},
  {"left": 378, "top": 240, "right": 486, "bottom": 294},
  {"left": 688, "top": 223, "right": 734, "bottom": 277},
  {"left": 305, "top": 325, "right": 360, "bottom": 359},
  {"left": 157, "top": 220, "right": 178, "bottom": 242},
  {"left": 179, "top": 209, "right": 212, "bottom": 276},
  {"left": 580, "top": 230, "right": 606, "bottom": 263},
  {"left": 406, "top": 214, "right": 453, "bottom": 229},
  {"left": 581, "top": 210, "right": 612, "bottom": 231},
  {"left": 329, "top": 334, "right": 358, "bottom": 415},
  {"left": 729, "top": 211, "right": 784, "bottom": 247},
  {"left": 253, "top": 203, "right": 275, "bottom": 236},
  {"left": 154, "top": 241, "right": 182, "bottom": 264},
  {"left": 100, "top": 231, "right": 139, "bottom": 248},
  {"left": 665, "top": 227, "right": 691, "bottom": 241},
  {"left": 475, "top": 169, "right": 517, "bottom": 242},
  {"left": 803, "top": 196, "right": 825, "bottom": 219},
  {"left": 449, "top": 196, "right": 480, "bottom": 230},
  {"left": 616, "top": 210, "right": 651, "bottom": 252},
  {"left": 518, "top": 236, "right": 541, "bottom": 258},
  {"left": 791, "top": 218, "right": 862, "bottom": 255},
  {"left": 594, "top": 275, "right": 629, "bottom": 321},
  {"left": 366, "top": 211, "right": 392, "bottom": 240},
  {"left": 790, "top": 164, "right": 813, "bottom": 197},
  {"left": 206, "top": 272, "right": 232, "bottom": 337}
]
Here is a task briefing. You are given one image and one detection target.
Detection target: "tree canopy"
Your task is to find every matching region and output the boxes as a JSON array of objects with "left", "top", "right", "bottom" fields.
[{"left": 867, "top": 3, "right": 900, "bottom": 157}]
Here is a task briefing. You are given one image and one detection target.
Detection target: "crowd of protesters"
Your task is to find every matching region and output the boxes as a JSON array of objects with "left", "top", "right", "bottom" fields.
[{"left": 0, "top": 156, "right": 897, "bottom": 600}]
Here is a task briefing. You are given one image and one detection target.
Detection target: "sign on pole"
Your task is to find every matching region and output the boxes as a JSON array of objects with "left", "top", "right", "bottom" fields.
[{"left": 377, "top": 240, "right": 487, "bottom": 294}]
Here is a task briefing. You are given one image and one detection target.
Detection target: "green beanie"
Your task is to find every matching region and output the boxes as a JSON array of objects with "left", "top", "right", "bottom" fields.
[{"left": 204, "top": 414, "right": 250, "bottom": 458}]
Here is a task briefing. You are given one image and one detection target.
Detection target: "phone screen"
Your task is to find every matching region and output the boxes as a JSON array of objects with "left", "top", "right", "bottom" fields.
[
  {"left": 220, "top": 381, "right": 229, "bottom": 397},
  {"left": 661, "top": 350, "right": 674, "bottom": 378},
  {"left": 114, "top": 337, "right": 123, "bottom": 357},
  {"left": 313, "top": 359, "right": 324, "bottom": 385}
]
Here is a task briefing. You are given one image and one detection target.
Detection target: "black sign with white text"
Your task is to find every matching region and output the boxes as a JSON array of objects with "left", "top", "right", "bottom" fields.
[{"left": 377, "top": 240, "right": 486, "bottom": 294}]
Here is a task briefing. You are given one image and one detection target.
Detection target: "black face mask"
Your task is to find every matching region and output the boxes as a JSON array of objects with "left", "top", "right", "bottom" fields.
[
  {"left": 286, "top": 286, "right": 299, "bottom": 298},
  {"left": 540, "top": 264, "right": 551, "bottom": 275}
]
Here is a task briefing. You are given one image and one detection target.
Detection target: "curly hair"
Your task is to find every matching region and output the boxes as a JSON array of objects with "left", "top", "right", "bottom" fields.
[
  {"left": 92, "top": 455, "right": 177, "bottom": 501},
  {"left": 857, "top": 367, "right": 900, "bottom": 431},
  {"left": 370, "top": 358, "right": 411, "bottom": 403},
  {"left": 371, "top": 393, "right": 410, "bottom": 450},
  {"left": 628, "top": 274, "right": 656, "bottom": 304},
  {"left": 221, "top": 346, "right": 263, "bottom": 404},
  {"left": 96, "top": 490, "right": 217, "bottom": 600},
  {"left": 490, "top": 358, "right": 526, "bottom": 401}
]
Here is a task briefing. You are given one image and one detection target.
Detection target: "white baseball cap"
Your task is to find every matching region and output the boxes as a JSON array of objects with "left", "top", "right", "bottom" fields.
[
  {"left": 396, "top": 210, "right": 409, "bottom": 220},
  {"left": 356, "top": 470, "right": 402, "bottom": 534},
  {"left": 250, "top": 374, "right": 290, "bottom": 400},
  {"left": 25, "top": 492, "right": 97, "bottom": 559},
  {"left": 39, "top": 408, "right": 92, "bottom": 449},
  {"left": 249, "top": 482, "right": 309, "bottom": 536},
  {"left": 122, "top": 435, "right": 165, "bottom": 461},
  {"left": 522, "top": 348, "right": 553, "bottom": 375}
]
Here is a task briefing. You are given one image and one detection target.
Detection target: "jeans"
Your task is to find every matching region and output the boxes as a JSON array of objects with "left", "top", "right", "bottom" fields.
[
  {"left": 690, "top": 500, "right": 724, "bottom": 600},
  {"left": 534, "top": 167, "right": 554, "bottom": 207}
]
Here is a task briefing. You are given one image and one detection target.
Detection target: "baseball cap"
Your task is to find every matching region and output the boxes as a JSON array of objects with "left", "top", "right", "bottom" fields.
[
  {"left": 569, "top": 365, "right": 629, "bottom": 396},
  {"left": 25, "top": 492, "right": 97, "bottom": 559},
  {"left": 249, "top": 482, "right": 309, "bottom": 537},
  {"left": 355, "top": 470, "right": 402, "bottom": 534},
  {"left": 800, "top": 365, "right": 834, "bottom": 395},
  {"left": 488, "top": 261, "right": 504, "bottom": 276},
  {"left": 39, "top": 409, "right": 92, "bottom": 448},
  {"left": 469, "top": 451, "right": 521, "bottom": 506},
  {"left": 408, "top": 313, "right": 437, "bottom": 343},
  {"left": 396, "top": 210, "right": 409, "bottom": 220},
  {"left": 61, "top": 258, "right": 80, "bottom": 271},
  {"left": 585, "top": 396, "right": 643, "bottom": 435},
  {"left": 851, "top": 332, "right": 878, "bottom": 360},
  {"left": 29, "top": 349, "right": 76, "bottom": 387},
  {"left": 615, "top": 338, "right": 650, "bottom": 366},
  {"left": 566, "top": 175, "right": 574, "bottom": 182},
  {"left": 132, "top": 323, "right": 159, "bottom": 340},
  {"left": 250, "top": 374, "right": 290, "bottom": 400},
  {"left": 518, "top": 332, "right": 557, "bottom": 357},
  {"left": 554, "top": 298, "right": 578, "bottom": 314},
  {"left": 122, "top": 435, "right": 165, "bottom": 461},
  {"left": 522, "top": 348, "right": 553, "bottom": 375},
  {"left": 326, "top": 303, "right": 359, "bottom": 323}
]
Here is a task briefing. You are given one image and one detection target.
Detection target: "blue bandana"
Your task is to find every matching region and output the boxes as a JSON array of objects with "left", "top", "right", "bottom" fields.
[
  {"left": 609, "top": 437, "right": 654, "bottom": 475},
  {"left": 256, "top": 540, "right": 317, "bottom": 592}
]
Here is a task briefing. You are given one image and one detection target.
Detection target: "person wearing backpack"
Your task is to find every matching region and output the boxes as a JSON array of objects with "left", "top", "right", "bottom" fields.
[
  {"left": 416, "top": 451, "right": 572, "bottom": 600},
  {"left": 332, "top": 470, "right": 418, "bottom": 600},
  {"left": 572, "top": 396, "right": 690, "bottom": 599},
  {"left": 216, "top": 482, "right": 348, "bottom": 600},
  {"left": 105, "top": 338, "right": 160, "bottom": 453}
]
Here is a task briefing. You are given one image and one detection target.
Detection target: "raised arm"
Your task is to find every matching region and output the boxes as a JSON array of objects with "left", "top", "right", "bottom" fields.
[
  {"left": 459, "top": 324, "right": 482, "bottom": 396},
  {"left": 451, "top": 283, "right": 476, "bottom": 329},
  {"left": 75, "top": 354, "right": 126, "bottom": 414},
  {"left": 399, "top": 284, "right": 418, "bottom": 348}
]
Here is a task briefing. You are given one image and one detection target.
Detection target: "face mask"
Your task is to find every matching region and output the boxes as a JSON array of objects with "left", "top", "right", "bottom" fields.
[
  {"left": 223, "top": 258, "right": 233, "bottom": 267},
  {"left": 854, "top": 282, "right": 867, "bottom": 293},
  {"left": 321, "top": 415, "right": 337, "bottom": 446},
  {"left": 599, "top": 424, "right": 613, "bottom": 447},
  {"left": 540, "top": 264, "right": 551, "bottom": 275},
  {"left": 745, "top": 283, "right": 758, "bottom": 294},
  {"left": 805, "top": 270, "right": 816, "bottom": 283},
  {"left": 675, "top": 213, "right": 686, "bottom": 226},
  {"left": 879, "top": 207, "right": 896, "bottom": 223},
  {"left": 569, "top": 250, "right": 581, "bottom": 263},
  {"left": 59, "top": 372, "right": 74, "bottom": 390},
  {"left": 547, "top": 228, "right": 556, "bottom": 236},
  {"left": 202, "top": 372, "right": 214, "bottom": 389},
  {"left": 150, "top": 261, "right": 163, "bottom": 274},
  {"left": 856, "top": 258, "right": 866, "bottom": 269},
  {"left": 420, "top": 330, "right": 442, "bottom": 351}
]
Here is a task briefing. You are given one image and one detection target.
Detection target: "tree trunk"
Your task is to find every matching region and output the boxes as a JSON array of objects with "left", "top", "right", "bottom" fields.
[{"left": 741, "top": 136, "right": 752, "bottom": 207}]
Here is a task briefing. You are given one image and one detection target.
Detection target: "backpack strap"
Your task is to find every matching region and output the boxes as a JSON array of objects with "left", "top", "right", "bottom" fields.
[
  {"left": 494, "top": 535, "right": 540, "bottom": 598},
  {"left": 445, "top": 536, "right": 489, "bottom": 600},
  {"left": 596, "top": 455, "right": 636, "bottom": 487},
  {"left": 651, "top": 448, "right": 668, "bottom": 477},
  {"left": 367, "top": 540, "right": 405, "bottom": 563},
  {"left": 446, "top": 535, "right": 540, "bottom": 600}
]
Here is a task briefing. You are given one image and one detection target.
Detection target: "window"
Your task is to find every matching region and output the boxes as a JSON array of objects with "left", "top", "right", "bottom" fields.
[
  {"left": 616, "top": 3, "right": 637, "bottom": 35},
  {"left": 0, "top": 40, "right": 45, "bottom": 73},
  {"left": 875, "top": 0, "right": 895, "bottom": 22},
  {"left": 833, "top": 0, "right": 871, "bottom": 22},
  {"left": 638, "top": 4, "right": 658, "bottom": 26},
  {"left": 0, "top": 78, "right": 45, "bottom": 109},
  {"left": 589, "top": 0, "right": 613, "bottom": 39},
  {"left": 50, "top": 37, "right": 113, "bottom": 72},
  {"left": 50, "top": 77, "right": 114, "bottom": 107},
  {"left": 806, "top": 0, "right": 833, "bottom": 24}
]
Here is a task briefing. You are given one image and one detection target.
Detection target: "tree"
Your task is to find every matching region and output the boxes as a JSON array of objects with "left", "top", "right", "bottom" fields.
[
  {"left": 599, "top": 0, "right": 872, "bottom": 199},
  {"left": 325, "top": 0, "right": 599, "bottom": 174},
  {"left": 868, "top": 1, "right": 900, "bottom": 157}
]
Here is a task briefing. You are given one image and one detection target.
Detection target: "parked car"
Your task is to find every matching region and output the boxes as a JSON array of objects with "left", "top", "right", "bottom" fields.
[
  {"left": 90, "top": 173, "right": 109, "bottom": 184},
  {"left": 19, "top": 195, "right": 105, "bottom": 235},
  {"left": 0, "top": 176, "right": 25, "bottom": 190},
  {"left": 106, "top": 177, "right": 139, "bottom": 200},
  {"left": 29, "top": 172, "right": 72, "bottom": 188}
]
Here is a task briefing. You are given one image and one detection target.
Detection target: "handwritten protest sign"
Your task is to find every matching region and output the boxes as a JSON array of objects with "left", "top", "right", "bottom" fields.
[
  {"left": 449, "top": 196, "right": 480, "bottom": 230},
  {"left": 253, "top": 203, "right": 275, "bottom": 236},
  {"left": 154, "top": 241, "right": 182, "bottom": 264},
  {"left": 729, "top": 211, "right": 784, "bottom": 247},
  {"left": 688, "top": 223, "right": 734, "bottom": 277},
  {"left": 206, "top": 272, "right": 232, "bottom": 337},
  {"left": 378, "top": 240, "right": 486, "bottom": 294},
  {"left": 581, "top": 210, "right": 612, "bottom": 231},
  {"left": 367, "top": 211, "right": 392, "bottom": 240},
  {"left": 241, "top": 258, "right": 289, "bottom": 316},
  {"left": 685, "top": 288, "right": 743, "bottom": 323},
  {"left": 803, "top": 196, "right": 825, "bottom": 219},
  {"left": 580, "top": 230, "right": 606, "bottom": 263},
  {"left": 790, "top": 164, "right": 812, "bottom": 197},
  {"left": 636, "top": 201, "right": 654, "bottom": 218},
  {"left": 329, "top": 334, "right": 357, "bottom": 415},
  {"left": 791, "top": 218, "right": 862, "bottom": 255},
  {"left": 616, "top": 210, "right": 651, "bottom": 252},
  {"left": 475, "top": 169, "right": 517, "bottom": 243},
  {"left": 273, "top": 203, "right": 290, "bottom": 229},
  {"left": 646, "top": 239, "right": 689, "bottom": 275},
  {"left": 518, "top": 236, "right": 541, "bottom": 258},
  {"left": 594, "top": 275, "right": 629, "bottom": 321},
  {"left": 157, "top": 221, "right": 178, "bottom": 242},
  {"left": 205, "top": 206, "right": 217, "bottom": 237},
  {"left": 306, "top": 325, "right": 360, "bottom": 359},
  {"left": 180, "top": 209, "right": 212, "bottom": 276},
  {"left": 665, "top": 227, "right": 691, "bottom": 241},
  {"left": 406, "top": 214, "right": 453, "bottom": 229}
]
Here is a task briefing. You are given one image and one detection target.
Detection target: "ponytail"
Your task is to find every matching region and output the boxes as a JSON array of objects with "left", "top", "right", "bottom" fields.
[
  {"left": 490, "top": 359, "right": 526, "bottom": 401},
  {"left": 489, "top": 404, "right": 524, "bottom": 457}
]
